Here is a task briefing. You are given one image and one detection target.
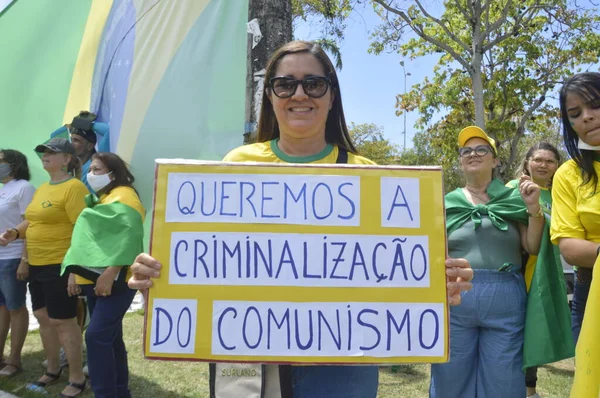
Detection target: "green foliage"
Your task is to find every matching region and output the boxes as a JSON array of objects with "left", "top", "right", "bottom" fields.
[
  {"left": 349, "top": 122, "right": 401, "bottom": 164},
  {"left": 397, "top": 113, "right": 465, "bottom": 192},
  {"left": 370, "top": 0, "right": 600, "bottom": 178},
  {"left": 292, "top": 0, "right": 357, "bottom": 41},
  {"left": 291, "top": 0, "right": 367, "bottom": 69}
]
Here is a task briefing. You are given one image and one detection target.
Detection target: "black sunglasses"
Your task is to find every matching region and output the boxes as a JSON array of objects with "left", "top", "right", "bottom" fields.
[
  {"left": 459, "top": 145, "right": 493, "bottom": 158},
  {"left": 269, "top": 76, "right": 332, "bottom": 98}
]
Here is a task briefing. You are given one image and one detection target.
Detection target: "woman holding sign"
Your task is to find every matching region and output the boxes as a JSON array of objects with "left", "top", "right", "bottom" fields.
[
  {"left": 553, "top": 72, "right": 600, "bottom": 396},
  {"left": 61, "top": 152, "right": 144, "bottom": 398},
  {"left": 128, "top": 40, "right": 474, "bottom": 398},
  {"left": 429, "top": 127, "right": 545, "bottom": 398}
]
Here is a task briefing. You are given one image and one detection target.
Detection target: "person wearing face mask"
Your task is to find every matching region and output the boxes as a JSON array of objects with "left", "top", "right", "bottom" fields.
[
  {"left": 553, "top": 72, "right": 600, "bottom": 395},
  {"left": 0, "top": 138, "right": 88, "bottom": 397},
  {"left": 0, "top": 150, "right": 35, "bottom": 378},
  {"left": 61, "top": 152, "right": 144, "bottom": 398}
]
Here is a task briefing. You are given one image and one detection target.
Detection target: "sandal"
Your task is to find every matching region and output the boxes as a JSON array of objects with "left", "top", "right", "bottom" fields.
[
  {"left": 0, "top": 363, "right": 23, "bottom": 378},
  {"left": 32, "top": 369, "right": 63, "bottom": 387},
  {"left": 59, "top": 380, "right": 86, "bottom": 398}
]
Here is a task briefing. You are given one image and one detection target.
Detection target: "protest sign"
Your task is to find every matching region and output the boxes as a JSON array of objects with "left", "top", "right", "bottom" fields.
[{"left": 144, "top": 159, "right": 448, "bottom": 364}]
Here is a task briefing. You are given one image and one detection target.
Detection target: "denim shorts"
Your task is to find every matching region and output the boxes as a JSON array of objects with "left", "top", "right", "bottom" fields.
[{"left": 0, "top": 258, "right": 27, "bottom": 311}]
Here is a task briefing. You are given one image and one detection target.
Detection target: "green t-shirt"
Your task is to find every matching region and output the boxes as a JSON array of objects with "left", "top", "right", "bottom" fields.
[{"left": 448, "top": 217, "right": 523, "bottom": 270}]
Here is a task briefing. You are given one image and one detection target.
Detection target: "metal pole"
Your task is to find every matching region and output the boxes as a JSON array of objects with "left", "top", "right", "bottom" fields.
[
  {"left": 399, "top": 61, "right": 410, "bottom": 150},
  {"left": 403, "top": 69, "right": 407, "bottom": 150}
]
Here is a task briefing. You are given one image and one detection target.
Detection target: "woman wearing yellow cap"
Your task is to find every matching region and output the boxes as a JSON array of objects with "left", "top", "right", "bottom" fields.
[{"left": 430, "top": 126, "right": 544, "bottom": 397}]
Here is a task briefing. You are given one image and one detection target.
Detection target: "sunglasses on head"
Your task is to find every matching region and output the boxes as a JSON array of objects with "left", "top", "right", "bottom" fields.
[
  {"left": 269, "top": 76, "right": 332, "bottom": 99},
  {"left": 459, "top": 145, "right": 493, "bottom": 158}
]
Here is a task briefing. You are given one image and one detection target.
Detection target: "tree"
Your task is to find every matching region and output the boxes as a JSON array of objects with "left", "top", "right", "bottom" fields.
[
  {"left": 398, "top": 115, "right": 465, "bottom": 192},
  {"left": 370, "top": 0, "right": 600, "bottom": 175},
  {"left": 291, "top": 0, "right": 362, "bottom": 69},
  {"left": 245, "top": 0, "right": 294, "bottom": 144},
  {"left": 349, "top": 122, "right": 401, "bottom": 164},
  {"left": 245, "top": 0, "right": 357, "bottom": 144}
]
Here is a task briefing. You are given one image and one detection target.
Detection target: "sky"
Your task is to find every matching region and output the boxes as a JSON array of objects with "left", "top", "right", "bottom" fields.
[
  {"left": 294, "top": 1, "right": 600, "bottom": 151},
  {"left": 294, "top": 3, "right": 440, "bottom": 150}
]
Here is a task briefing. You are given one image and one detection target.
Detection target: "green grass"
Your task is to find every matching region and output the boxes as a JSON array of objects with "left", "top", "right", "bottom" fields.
[{"left": 1, "top": 312, "right": 575, "bottom": 397}]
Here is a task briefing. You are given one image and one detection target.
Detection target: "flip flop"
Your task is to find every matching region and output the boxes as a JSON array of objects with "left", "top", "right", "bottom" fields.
[
  {"left": 59, "top": 380, "right": 86, "bottom": 398},
  {"left": 0, "top": 363, "right": 23, "bottom": 378},
  {"left": 32, "top": 369, "right": 63, "bottom": 388}
]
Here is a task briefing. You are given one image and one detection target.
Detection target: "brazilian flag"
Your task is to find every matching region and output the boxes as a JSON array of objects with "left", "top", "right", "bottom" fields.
[{"left": 62, "top": 195, "right": 143, "bottom": 285}]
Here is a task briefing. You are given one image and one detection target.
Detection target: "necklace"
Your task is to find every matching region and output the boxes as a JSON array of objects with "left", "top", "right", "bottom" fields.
[{"left": 463, "top": 186, "right": 489, "bottom": 203}]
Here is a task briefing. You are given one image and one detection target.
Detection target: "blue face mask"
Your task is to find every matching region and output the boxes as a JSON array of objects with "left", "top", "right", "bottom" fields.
[{"left": 0, "top": 163, "right": 11, "bottom": 180}]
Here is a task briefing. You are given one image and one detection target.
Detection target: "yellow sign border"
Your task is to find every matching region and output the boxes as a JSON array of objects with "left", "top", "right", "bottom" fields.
[{"left": 144, "top": 160, "right": 449, "bottom": 364}]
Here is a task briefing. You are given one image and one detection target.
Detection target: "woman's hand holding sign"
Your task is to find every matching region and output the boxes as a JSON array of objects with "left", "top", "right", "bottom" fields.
[
  {"left": 129, "top": 253, "right": 162, "bottom": 290},
  {"left": 445, "top": 258, "right": 473, "bottom": 306},
  {"left": 129, "top": 253, "right": 473, "bottom": 306}
]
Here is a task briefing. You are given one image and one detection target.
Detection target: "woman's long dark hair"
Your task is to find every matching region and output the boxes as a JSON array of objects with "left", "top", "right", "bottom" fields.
[
  {"left": 92, "top": 152, "right": 138, "bottom": 197},
  {"left": 258, "top": 40, "right": 357, "bottom": 153},
  {"left": 559, "top": 72, "right": 600, "bottom": 191},
  {"left": 0, "top": 149, "right": 30, "bottom": 181}
]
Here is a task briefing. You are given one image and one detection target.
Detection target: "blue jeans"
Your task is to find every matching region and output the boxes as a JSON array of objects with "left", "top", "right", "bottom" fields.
[
  {"left": 292, "top": 365, "right": 379, "bottom": 397},
  {"left": 430, "top": 270, "right": 527, "bottom": 398},
  {"left": 81, "top": 285, "right": 136, "bottom": 398},
  {"left": 0, "top": 258, "right": 26, "bottom": 311},
  {"left": 571, "top": 268, "right": 592, "bottom": 345}
]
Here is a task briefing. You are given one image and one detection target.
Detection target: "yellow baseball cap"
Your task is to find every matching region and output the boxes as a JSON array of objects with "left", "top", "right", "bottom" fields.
[{"left": 458, "top": 126, "right": 497, "bottom": 156}]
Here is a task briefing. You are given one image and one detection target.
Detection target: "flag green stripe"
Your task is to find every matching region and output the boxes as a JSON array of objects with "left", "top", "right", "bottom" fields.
[
  {"left": 62, "top": 202, "right": 143, "bottom": 274},
  {"left": 522, "top": 225, "right": 575, "bottom": 368},
  {"left": 0, "top": 0, "right": 92, "bottom": 187}
]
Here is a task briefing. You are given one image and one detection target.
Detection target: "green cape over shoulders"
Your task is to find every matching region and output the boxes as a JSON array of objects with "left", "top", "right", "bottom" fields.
[
  {"left": 61, "top": 196, "right": 143, "bottom": 275},
  {"left": 445, "top": 179, "right": 528, "bottom": 234},
  {"left": 445, "top": 179, "right": 574, "bottom": 367}
]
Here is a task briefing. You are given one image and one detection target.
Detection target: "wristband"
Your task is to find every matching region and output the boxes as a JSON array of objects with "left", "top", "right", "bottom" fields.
[
  {"left": 527, "top": 207, "right": 543, "bottom": 218},
  {"left": 9, "top": 228, "right": 20, "bottom": 240}
]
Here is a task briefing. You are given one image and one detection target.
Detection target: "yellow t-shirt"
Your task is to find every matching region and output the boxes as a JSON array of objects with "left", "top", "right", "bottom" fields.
[
  {"left": 222, "top": 139, "right": 376, "bottom": 166},
  {"left": 25, "top": 178, "right": 88, "bottom": 266},
  {"left": 551, "top": 159, "right": 600, "bottom": 245},
  {"left": 76, "top": 186, "right": 145, "bottom": 285}
]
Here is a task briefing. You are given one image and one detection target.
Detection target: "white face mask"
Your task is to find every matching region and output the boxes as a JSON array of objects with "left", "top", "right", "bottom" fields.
[{"left": 87, "top": 171, "right": 112, "bottom": 193}]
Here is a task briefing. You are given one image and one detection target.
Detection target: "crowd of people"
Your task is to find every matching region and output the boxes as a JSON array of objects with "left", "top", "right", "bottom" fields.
[
  {"left": 0, "top": 40, "right": 597, "bottom": 397},
  {"left": 0, "top": 114, "right": 144, "bottom": 397}
]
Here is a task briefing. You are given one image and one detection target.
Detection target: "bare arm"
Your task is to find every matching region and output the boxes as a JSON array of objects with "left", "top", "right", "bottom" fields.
[
  {"left": 518, "top": 176, "right": 544, "bottom": 255},
  {"left": 558, "top": 237, "right": 598, "bottom": 268},
  {"left": 0, "top": 220, "right": 29, "bottom": 246},
  {"left": 519, "top": 208, "right": 545, "bottom": 255}
]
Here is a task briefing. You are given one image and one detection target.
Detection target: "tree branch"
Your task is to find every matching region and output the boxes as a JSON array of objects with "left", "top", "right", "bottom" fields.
[
  {"left": 413, "top": 0, "right": 471, "bottom": 52},
  {"left": 485, "top": 0, "right": 514, "bottom": 36},
  {"left": 373, "top": 0, "right": 471, "bottom": 69},
  {"left": 484, "top": 5, "right": 548, "bottom": 51},
  {"left": 453, "top": 0, "right": 473, "bottom": 24}
]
